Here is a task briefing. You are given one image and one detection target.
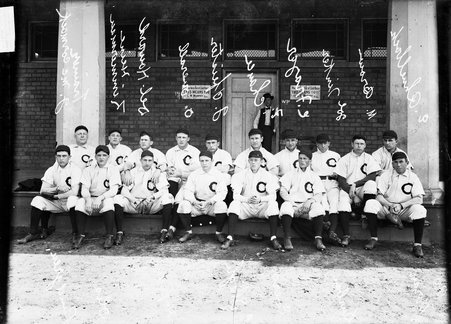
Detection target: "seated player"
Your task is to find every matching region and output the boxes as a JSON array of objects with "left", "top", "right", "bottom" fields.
[
  {"left": 335, "top": 135, "right": 381, "bottom": 247},
  {"left": 222, "top": 150, "right": 280, "bottom": 250},
  {"left": 372, "top": 130, "right": 412, "bottom": 171},
  {"left": 74, "top": 145, "right": 121, "bottom": 249},
  {"left": 107, "top": 129, "right": 132, "bottom": 173},
  {"left": 363, "top": 152, "right": 427, "bottom": 257},
  {"left": 279, "top": 148, "right": 327, "bottom": 251},
  {"left": 113, "top": 151, "right": 173, "bottom": 244},
  {"left": 311, "top": 133, "right": 342, "bottom": 245},
  {"left": 176, "top": 151, "right": 228, "bottom": 244},
  {"left": 274, "top": 129, "right": 300, "bottom": 178},
  {"left": 17, "top": 145, "right": 81, "bottom": 245},
  {"left": 234, "top": 128, "right": 279, "bottom": 176}
]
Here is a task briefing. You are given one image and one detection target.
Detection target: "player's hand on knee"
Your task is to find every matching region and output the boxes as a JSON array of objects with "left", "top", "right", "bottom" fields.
[
  {"left": 150, "top": 170, "right": 161, "bottom": 184},
  {"left": 57, "top": 184, "right": 71, "bottom": 193}
]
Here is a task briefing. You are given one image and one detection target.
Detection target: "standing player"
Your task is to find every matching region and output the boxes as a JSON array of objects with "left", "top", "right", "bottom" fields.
[
  {"left": 372, "top": 130, "right": 412, "bottom": 171},
  {"left": 74, "top": 145, "right": 121, "bottom": 249},
  {"left": 107, "top": 129, "right": 132, "bottom": 173},
  {"left": 234, "top": 129, "right": 279, "bottom": 176},
  {"left": 113, "top": 151, "right": 173, "bottom": 244},
  {"left": 222, "top": 151, "right": 280, "bottom": 250},
  {"left": 17, "top": 145, "right": 81, "bottom": 246},
  {"left": 363, "top": 152, "right": 427, "bottom": 257},
  {"left": 68, "top": 125, "right": 95, "bottom": 170},
  {"left": 253, "top": 93, "right": 276, "bottom": 152},
  {"left": 279, "top": 148, "right": 326, "bottom": 251},
  {"left": 334, "top": 135, "right": 381, "bottom": 247},
  {"left": 275, "top": 129, "right": 300, "bottom": 178},
  {"left": 176, "top": 151, "right": 228, "bottom": 244},
  {"left": 311, "top": 133, "right": 342, "bottom": 245}
]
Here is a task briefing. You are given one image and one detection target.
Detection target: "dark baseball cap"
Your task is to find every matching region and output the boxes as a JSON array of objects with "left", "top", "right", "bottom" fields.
[
  {"left": 316, "top": 133, "right": 330, "bottom": 143},
  {"left": 95, "top": 145, "right": 110, "bottom": 155},
  {"left": 298, "top": 147, "right": 312, "bottom": 160},
  {"left": 55, "top": 145, "right": 71, "bottom": 155},
  {"left": 248, "top": 150, "right": 263, "bottom": 159},
  {"left": 199, "top": 150, "right": 213, "bottom": 159},
  {"left": 248, "top": 128, "right": 263, "bottom": 137},
  {"left": 74, "top": 125, "right": 88, "bottom": 133},
  {"left": 283, "top": 129, "right": 298, "bottom": 140},
  {"left": 383, "top": 130, "right": 398, "bottom": 140},
  {"left": 392, "top": 151, "right": 407, "bottom": 161},
  {"left": 205, "top": 134, "right": 220, "bottom": 141},
  {"left": 141, "top": 150, "right": 154, "bottom": 159}
]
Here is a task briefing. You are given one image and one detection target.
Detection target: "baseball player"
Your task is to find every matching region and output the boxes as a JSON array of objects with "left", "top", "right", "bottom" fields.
[
  {"left": 107, "top": 129, "right": 132, "bottom": 172},
  {"left": 274, "top": 129, "right": 300, "bottom": 178},
  {"left": 363, "top": 152, "right": 427, "bottom": 257},
  {"left": 17, "top": 145, "right": 81, "bottom": 246},
  {"left": 253, "top": 92, "right": 276, "bottom": 151},
  {"left": 222, "top": 150, "right": 280, "bottom": 250},
  {"left": 176, "top": 151, "right": 228, "bottom": 244},
  {"left": 122, "top": 131, "right": 167, "bottom": 186},
  {"left": 68, "top": 125, "right": 95, "bottom": 170},
  {"left": 334, "top": 135, "right": 381, "bottom": 247},
  {"left": 279, "top": 147, "right": 327, "bottom": 251},
  {"left": 234, "top": 128, "right": 279, "bottom": 176},
  {"left": 372, "top": 130, "right": 412, "bottom": 171},
  {"left": 113, "top": 150, "right": 173, "bottom": 245},
  {"left": 311, "top": 133, "right": 342, "bottom": 245},
  {"left": 74, "top": 145, "right": 121, "bottom": 249}
]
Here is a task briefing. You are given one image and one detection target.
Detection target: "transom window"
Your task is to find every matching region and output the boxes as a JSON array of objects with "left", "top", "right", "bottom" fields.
[
  {"left": 225, "top": 20, "right": 277, "bottom": 59},
  {"left": 362, "top": 19, "right": 387, "bottom": 58},
  {"left": 292, "top": 19, "right": 348, "bottom": 59},
  {"left": 29, "top": 22, "right": 58, "bottom": 61}
]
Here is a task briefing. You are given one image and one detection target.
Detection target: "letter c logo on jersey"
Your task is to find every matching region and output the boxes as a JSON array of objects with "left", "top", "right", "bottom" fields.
[
  {"left": 65, "top": 177, "right": 71, "bottom": 186},
  {"left": 293, "top": 160, "right": 299, "bottom": 169},
  {"left": 116, "top": 156, "right": 124, "bottom": 165},
  {"left": 304, "top": 182, "right": 313, "bottom": 193},
  {"left": 103, "top": 180, "right": 110, "bottom": 189},
  {"left": 183, "top": 155, "right": 192, "bottom": 166},
  {"left": 209, "top": 182, "right": 217, "bottom": 192},
  {"left": 215, "top": 161, "right": 222, "bottom": 167},
  {"left": 360, "top": 163, "right": 368, "bottom": 175},
  {"left": 261, "top": 157, "right": 268, "bottom": 169},
  {"left": 82, "top": 154, "right": 90, "bottom": 163},
  {"left": 147, "top": 180, "right": 156, "bottom": 191},
  {"left": 256, "top": 182, "right": 267, "bottom": 193},
  {"left": 401, "top": 183, "right": 413, "bottom": 195},
  {"left": 326, "top": 158, "right": 337, "bottom": 167}
]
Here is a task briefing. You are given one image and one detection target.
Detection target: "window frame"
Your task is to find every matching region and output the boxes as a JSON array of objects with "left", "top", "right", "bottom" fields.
[
  {"left": 361, "top": 18, "right": 388, "bottom": 59},
  {"left": 28, "top": 21, "right": 59, "bottom": 62}
]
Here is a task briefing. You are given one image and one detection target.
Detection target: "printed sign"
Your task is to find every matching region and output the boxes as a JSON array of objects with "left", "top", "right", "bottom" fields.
[
  {"left": 181, "top": 85, "right": 211, "bottom": 99},
  {"left": 290, "top": 85, "right": 321, "bottom": 101}
]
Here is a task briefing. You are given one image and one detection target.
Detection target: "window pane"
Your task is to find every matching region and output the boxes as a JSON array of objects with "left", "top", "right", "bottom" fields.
[
  {"left": 106, "top": 24, "right": 139, "bottom": 58},
  {"left": 362, "top": 19, "right": 387, "bottom": 58},
  {"left": 31, "top": 23, "right": 58, "bottom": 60},
  {"left": 158, "top": 23, "right": 209, "bottom": 59}
]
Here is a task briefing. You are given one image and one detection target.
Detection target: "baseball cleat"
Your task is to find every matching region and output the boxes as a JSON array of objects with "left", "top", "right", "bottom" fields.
[
  {"left": 364, "top": 238, "right": 378, "bottom": 250},
  {"left": 159, "top": 231, "right": 168, "bottom": 243},
  {"left": 17, "top": 233, "right": 40, "bottom": 244},
  {"left": 413, "top": 245, "right": 424, "bottom": 258},
  {"left": 341, "top": 235, "right": 351, "bottom": 247},
  {"left": 284, "top": 238, "right": 293, "bottom": 251},
  {"left": 73, "top": 234, "right": 85, "bottom": 249},
  {"left": 221, "top": 239, "right": 235, "bottom": 249},
  {"left": 103, "top": 235, "right": 114, "bottom": 249},
  {"left": 215, "top": 233, "right": 226, "bottom": 243},
  {"left": 328, "top": 231, "right": 342, "bottom": 246},
  {"left": 71, "top": 233, "right": 78, "bottom": 249},
  {"left": 178, "top": 232, "right": 193, "bottom": 243},
  {"left": 165, "top": 228, "right": 174, "bottom": 241},
  {"left": 115, "top": 232, "right": 124, "bottom": 245},
  {"left": 315, "top": 238, "right": 326, "bottom": 251},
  {"left": 271, "top": 238, "right": 282, "bottom": 250}
]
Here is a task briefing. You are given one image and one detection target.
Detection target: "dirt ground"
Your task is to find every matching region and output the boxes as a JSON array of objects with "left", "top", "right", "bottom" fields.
[{"left": 6, "top": 229, "right": 450, "bottom": 324}]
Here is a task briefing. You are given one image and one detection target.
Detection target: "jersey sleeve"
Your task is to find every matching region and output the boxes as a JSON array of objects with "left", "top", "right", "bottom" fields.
[
  {"left": 376, "top": 170, "right": 391, "bottom": 196},
  {"left": 366, "top": 154, "right": 382, "bottom": 174},
  {"left": 108, "top": 165, "right": 122, "bottom": 187},
  {"left": 80, "top": 167, "right": 92, "bottom": 187},
  {"left": 265, "top": 173, "right": 280, "bottom": 194},
  {"left": 312, "top": 173, "right": 325, "bottom": 195},
  {"left": 70, "top": 165, "right": 82, "bottom": 186},
  {"left": 279, "top": 172, "right": 292, "bottom": 192},
  {"left": 183, "top": 172, "right": 196, "bottom": 202},
  {"left": 411, "top": 173, "right": 425, "bottom": 197},
  {"left": 334, "top": 155, "right": 348, "bottom": 178},
  {"left": 233, "top": 151, "right": 247, "bottom": 170},
  {"left": 41, "top": 167, "right": 55, "bottom": 186},
  {"left": 154, "top": 149, "right": 167, "bottom": 166},
  {"left": 266, "top": 154, "right": 280, "bottom": 170}
]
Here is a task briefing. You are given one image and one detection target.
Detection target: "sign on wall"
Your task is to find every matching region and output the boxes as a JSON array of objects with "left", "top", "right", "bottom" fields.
[
  {"left": 181, "top": 85, "right": 211, "bottom": 99},
  {"left": 290, "top": 85, "right": 321, "bottom": 100}
]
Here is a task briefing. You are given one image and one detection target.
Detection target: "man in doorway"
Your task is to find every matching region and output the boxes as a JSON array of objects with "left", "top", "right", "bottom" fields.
[{"left": 253, "top": 92, "right": 276, "bottom": 152}]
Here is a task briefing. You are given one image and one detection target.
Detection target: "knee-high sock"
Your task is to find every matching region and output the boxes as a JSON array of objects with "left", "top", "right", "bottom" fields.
[
  {"left": 215, "top": 213, "right": 227, "bottom": 232},
  {"left": 366, "top": 213, "right": 378, "bottom": 237},
  {"left": 413, "top": 218, "right": 425, "bottom": 244},
  {"left": 228, "top": 213, "right": 239, "bottom": 238},
  {"left": 178, "top": 213, "right": 191, "bottom": 232},
  {"left": 30, "top": 206, "right": 42, "bottom": 235},
  {"left": 76, "top": 211, "right": 88, "bottom": 235},
  {"left": 362, "top": 194, "right": 377, "bottom": 206},
  {"left": 114, "top": 204, "right": 124, "bottom": 232},
  {"left": 102, "top": 210, "right": 115, "bottom": 235},
  {"left": 329, "top": 213, "right": 338, "bottom": 233},
  {"left": 40, "top": 211, "right": 51, "bottom": 229},
  {"left": 161, "top": 204, "right": 172, "bottom": 230},
  {"left": 281, "top": 215, "right": 292, "bottom": 238},
  {"left": 339, "top": 212, "right": 350, "bottom": 236},
  {"left": 312, "top": 215, "right": 324, "bottom": 237},
  {"left": 269, "top": 215, "right": 279, "bottom": 237},
  {"left": 170, "top": 204, "right": 179, "bottom": 227},
  {"left": 69, "top": 207, "right": 78, "bottom": 234}
]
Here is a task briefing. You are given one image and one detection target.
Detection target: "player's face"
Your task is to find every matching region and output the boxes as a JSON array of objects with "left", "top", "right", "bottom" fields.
[
  {"left": 383, "top": 138, "right": 398, "bottom": 152},
  {"left": 205, "top": 140, "right": 219, "bottom": 152},
  {"left": 139, "top": 135, "right": 153, "bottom": 150},
  {"left": 108, "top": 132, "right": 122, "bottom": 146},
  {"left": 285, "top": 138, "right": 298, "bottom": 151},
  {"left": 248, "top": 157, "right": 261, "bottom": 171},
  {"left": 176, "top": 133, "right": 189, "bottom": 148},
  {"left": 141, "top": 156, "right": 154, "bottom": 171},
  {"left": 316, "top": 141, "right": 330, "bottom": 153},
  {"left": 55, "top": 152, "right": 70, "bottom": 168},
  {"left": 249, "top": 135, "right": 263, "bottom": 149},
  {"left": 352, "top": 139, "right": 366, "bottom": 155},
  {"left": 392, "top": 158, "right": 408, "bottom": 174},
  {"left": 74, "top": 130, "right": 88, "bottom": 146},
  {"left": 95, "top": 151, "right": 109, "bottom": 167},
  {"left": 298, "top": 154, "right": 310, "bottom": 170},
  {"left": 200, "top": 156, "right": 212, "bottom": 172}
]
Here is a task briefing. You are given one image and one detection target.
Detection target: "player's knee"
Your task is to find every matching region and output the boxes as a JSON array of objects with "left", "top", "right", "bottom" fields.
[
  {"left": 214, "top": 201, "right": 227, "bottom": 214},
  {"left": 227, "top": 200, "right": 240, "bottom": 215},
  {"left": 309, "top": 202, "right": 325, "bottom": 218},
  {"left": 66, "top": 196, "right": 78, "bottom": 209},
  {"left": 30, "top": 196, "right": 45, "bottom": 210},
  {"left": 363, "top": 180, "right": 377, "bottom": 195},
  {"left": 363, "top": 199, "right": 381, "bottom": 214},
  {"left": 267, "top": 200, "right": 279, "bottom": 216},
  {"left": 102, "top": 198, "right": 115, "bottom": 212},
  {"left": 279, "top": 202, "right": 294, "bottom": 217},
  {"left": 177, "top": 200, "right": 192, "bottom": 214},
  {"left": 409, "top": 204, "right": 427, "bottom": 220},
  {"left": 113, "top": 195, "right": 126, "bottom": 206}
]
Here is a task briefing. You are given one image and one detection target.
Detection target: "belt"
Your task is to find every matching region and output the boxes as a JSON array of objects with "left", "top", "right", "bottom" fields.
[{"left": 320, "top": 175, "right": 337, "bottom": 180}]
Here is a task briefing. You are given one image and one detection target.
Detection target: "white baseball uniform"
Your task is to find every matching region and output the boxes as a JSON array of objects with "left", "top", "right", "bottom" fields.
[
  {"left": 228, "top": 168, "right": 279, "bottom": 219},
  {"left": 372, "top": 146, "right": 413, "bottom": 171},
  {"left": 311, "top": 149, "right": 341, "bottom": 214},
  {"left": 279, "top": 167, "right": 325, "bottom": 220},
  {"left": 275, "top": 147, "right": 300, "bottom": 177},
  {"left": 107, "top": 143, "right": 132, "bottom": 171},
  {"left": 211, "top": 148, "right": 233, "bottom": 185},
  {"left": 166, "top": 144, "right": 201, "bottom": 183},
  {"left": 234, "top": 147, "right": 279, "bottom": 173},
  {"left": 68, "top": 144, "right": 95, "bottom": 170},
  {"left": 127, "top": 147, "right": 167, "bottom": 170}
]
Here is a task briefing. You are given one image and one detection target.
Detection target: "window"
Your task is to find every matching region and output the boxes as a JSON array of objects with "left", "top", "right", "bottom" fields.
[
  {"left": 158, "top": 22, "right": 209, "bottom": 59},
  {"left": 29, "top": 22, "right": 58, "bottom": 61},
  {"left": 362, "top": 19, "right": 387, "bottom": 58},
  {"left": 225, "top": 20, "right": 277, "bottom": 59},
  {"left": 292, "top": 19, "right": 348, "bottom": 59},
  {"left": 106, "top": 23, "right": 139, "bottom": 58}
]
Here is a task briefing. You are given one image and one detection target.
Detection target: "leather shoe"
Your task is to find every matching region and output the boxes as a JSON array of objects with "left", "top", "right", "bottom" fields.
[
  {"left": 341, "top": 235, "right": 351, "bottom": 247},
  {"left": 364, "top": 238, "right": 378, "bottom": 250},
  {"left": 159, "top": 231, "right": 167, "bottom": 243},
  {"left": 104, "top": 235, "right": 114, "bottom": 249},
  {"left": 271, "top": 238, "right": 282, "bottom": 250},
  {"left": 71, "top": 233, "right": 78, "bottom": 249},
  {"left": 413, "top": 245, "right": 424, "bottom": 258},
  {"left": 284, "top": 238, "right": 293, "bottom": 251},
  {"left": 215, "top": 233, "right": 226, "bottom": 243},
  {"left": 165, "top": 228, "right": 174, "bottom": 241},
  {"left": 179, "top": 232, "right": 193, "bottom": 243},
  {"left": 329, "top": 231, "right": 342, "bottom": 246},
  {"left": 221, "top": 239, "right": 234, "bottom": 249},
  {"left": 17, "top": 233, "right": 40, "bottom": 244},
  {"left": 40, "top": 228, "right": 49, "bottom": 239},
  {"left": 115, "top": 232, "right": 124, "bottom": 245},
  {"left": 73, "top": 234, "right": 85, "bottom": 249},
  {"left": 315, "top": 237, "right": 326, "bottom": 251}
]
